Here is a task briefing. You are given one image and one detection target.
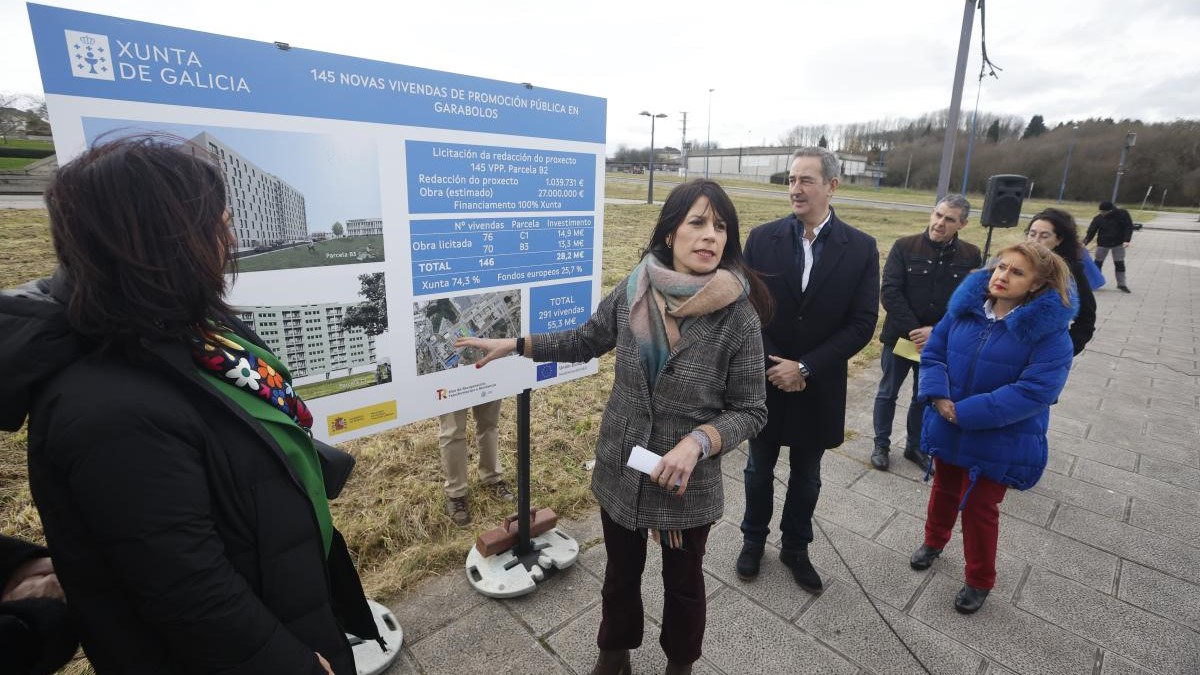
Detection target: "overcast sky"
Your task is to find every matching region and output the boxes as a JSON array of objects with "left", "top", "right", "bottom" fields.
[{"left": 3, "top": 0, "right": 1198, "bottom": 153}]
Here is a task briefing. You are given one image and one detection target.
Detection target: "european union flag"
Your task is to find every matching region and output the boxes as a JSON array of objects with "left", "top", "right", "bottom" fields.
[{"left": 536, "top": 362, "right": 558, "bottom": 381}]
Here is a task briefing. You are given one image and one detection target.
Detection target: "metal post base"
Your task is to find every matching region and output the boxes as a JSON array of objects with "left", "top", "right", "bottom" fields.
[
  {"left": 465, "top": 528, "right": 579, "bottom": 598},
  {"left": 349, "top": 599, "right": 404, "bottom": 675}
]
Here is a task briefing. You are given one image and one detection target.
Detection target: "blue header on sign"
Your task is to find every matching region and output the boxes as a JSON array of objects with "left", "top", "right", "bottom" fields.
[{"left": 27, "top": 3, "right": 606, "bottom": 143}]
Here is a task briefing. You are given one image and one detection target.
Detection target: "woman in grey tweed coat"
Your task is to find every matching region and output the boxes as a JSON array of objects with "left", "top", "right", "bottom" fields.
[{"left": 457, "top": 179, "right": 771, "bottom": 675}]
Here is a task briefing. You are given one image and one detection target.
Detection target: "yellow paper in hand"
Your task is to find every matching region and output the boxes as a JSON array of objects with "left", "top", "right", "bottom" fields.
[{"left": 893, "top": 337, "right": 921, "bottom": 363}]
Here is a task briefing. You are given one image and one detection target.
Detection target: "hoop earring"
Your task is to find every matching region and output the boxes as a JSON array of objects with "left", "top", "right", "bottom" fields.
[{"left": 666, "top": 237, "right": 672, "bottom": 248}]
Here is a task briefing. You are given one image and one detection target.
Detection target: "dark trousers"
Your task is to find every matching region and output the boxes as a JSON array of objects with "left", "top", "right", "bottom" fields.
[
  {"left": 597, "top": 509, "right": 711, "bottom": 665},
  {"left": 740, "top": 439, "right": 825, "bottom": 552},
  {"left": 923, "top": 458, "right": 1008, "bottom": 589},
  {"left": 872, "top": 347, "right": 922, "bottom": 451}
]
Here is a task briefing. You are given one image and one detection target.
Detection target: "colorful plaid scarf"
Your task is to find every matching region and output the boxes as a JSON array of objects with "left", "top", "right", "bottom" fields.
[{"left": 626, "top": 253, "right": 747, "bottom": 389}]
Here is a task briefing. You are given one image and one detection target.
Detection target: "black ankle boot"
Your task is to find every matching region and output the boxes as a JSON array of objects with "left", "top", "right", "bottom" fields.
[
  {"left": 779, "top": 549, "right": 823, "bottom": 593},
  {"left": 735, "top": 542, "right": 764, "bottom": 580},
  {"left": 589, "top": 649, "right": 631, "bottom": 675},
  {"left": 954, "top": 584, "right": 990, "bottom": 614}
]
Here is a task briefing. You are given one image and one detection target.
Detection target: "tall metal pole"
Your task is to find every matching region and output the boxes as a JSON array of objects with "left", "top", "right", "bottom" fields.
[
  {"left": 704, "top": 88, "right": 714, "bottom": 178},
  {"left": 935, "top": 0, "right": 977, "bottom": 203},
  {"left": 515, "top": 389, "right": 532, "bottom": 556},
  {"left": 1111, "top": 131, "right": 1136, "bottom": 203},
  {"left": 641, "top": 111, "right": 666, "bottom": 204},
  {"left": 680, "top": 111, "right": 689, "bottom": 179},
  {"left": 1057, "top": 124, "right": 1080, "bottom": 203},
  {"left": 959, "top": 76, "right": 983, "bottom": 193}
]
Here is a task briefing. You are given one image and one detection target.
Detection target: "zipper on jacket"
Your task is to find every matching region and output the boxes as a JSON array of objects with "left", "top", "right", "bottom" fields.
[{"left": 954, "top": 318, "right": 996, "bottom": 463}]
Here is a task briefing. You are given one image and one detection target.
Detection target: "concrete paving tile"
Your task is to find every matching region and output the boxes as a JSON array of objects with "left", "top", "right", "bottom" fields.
[
  {"left": 805, "top": 519, "right": 927, "bottom": 611},
  {"left": 409, "top": 600, "right": 569, "bottom": 675},
  {"left": 1049, "top": 430, "right": 1137, "bottom": 470},
  {"left": 1000, "top": 515, "right": 1118, "bottom": 593},
  {"left": 558, "top": 512, "right": 605, "bottom": 547},
  {"left": 814, "top": 481, "right": 896, "bottom": 539},
  {"left": 983, "top": 663, "right": 1018, "bottom": 675},
  {"left": 1100, "top": 653, "right": 1157, "bottom": 675},
  {"left": 1053, "top": 397, "right": 1105, "bottom": 424},
  {"left": 1095, "top": 388, "right": 1154, "bottom": 411},
  {"left": 1051, "top": 505, "right": 1200, "bottom": 586},
  {"left": 386, "top": 571, "right": 490, "bottom": 644},
  {"left": 848, "top": 468, "right": 931, "bottom": 518},
  {"left": 378, "top": 647, "right": 421, "bottom": 675},
  {"left": 1149, "top": 396, "right": 1200, "bottom": 416},
  {"left": 909, "top": 573, "right": 1097, "bottom": 675},
  {"left": 997, "top": 487, "right": 1056, "bottom": 528},
  {"left": 1138, "top": 455, "right": 1200, "bottom": 492},
  {"left": 1128, "top": 497, "right": 1200, "bottom": 544},
  {"left": 1146, "top": 423, "right": 1200, "bottom": 449},
  {"left": 1057, "top": 433, "right": 1144, "bottom": 474},
  {"left": 703, "top": 591, "right": 858, "bottom": 674},
  {"left": 796, "top": 581, "right": 985, "bottom": 675},
  {"left": 1044, "top": 447, "right": 1075, "bottom": 476},
  {"left": 1118, "top": 560, "right": 1200, "bottom": 633},
  {"left": 1048, "top": 412, "right": 1091, "bottom": 439},
  {"left": 702, "top": 520, "right": 816, "bottom": 621},
  {"left": 1016, "top": 568, "right": 1200, "bottom": 675},
  {"left": 1029, "top": 470, "right": 1127, "bottom": 520},
  {"left": 502, "top": 564, "right": 601, "bottom": 637},
  {"left": 1085, "top": 418, "right": 1150, "bottom": 453},
  {"left": 873, "top": 511, "right": 1026, "bottom": 602},
  {"left": 822, "top": 448, "right": 870, "bottom": 488},
  {"left": 1073, "top": 458, "right": 1200, "bottom": 514}
]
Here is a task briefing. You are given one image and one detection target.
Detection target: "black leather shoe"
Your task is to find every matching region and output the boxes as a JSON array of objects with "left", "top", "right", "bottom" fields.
[
  {"left": 909, "top": 544, "right": 942, "bottom": 570},
  {"left": 735, "top": 543, "right": 764, "bottom": 580},
  {"left": 870, "top": 446, "right": 890, "bottom": 470},
  {"left": 780, "top": 549, "right": 823, "bottom": 593},
  {"left": 954, "top": 584, "right": 990, "bottom": 614},
  {"left": 1118, "top": 285, "right": 1132, "bottom": 293},
  {"left": 903, "top": 446, "right": 931, "bottom": 473}
]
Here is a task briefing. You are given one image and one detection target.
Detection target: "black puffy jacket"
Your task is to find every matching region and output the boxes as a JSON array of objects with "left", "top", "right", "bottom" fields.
[
  {"left": 0, "top": 277, "right": 380, "bottom": 675},
  {"left": 879, "top": 232, "right": 982, "bottom": 346}
]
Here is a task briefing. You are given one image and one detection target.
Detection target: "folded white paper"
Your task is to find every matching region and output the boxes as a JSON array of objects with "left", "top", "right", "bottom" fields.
[{"left": 627, "top": 445, "right": 680, "bottom": 486}]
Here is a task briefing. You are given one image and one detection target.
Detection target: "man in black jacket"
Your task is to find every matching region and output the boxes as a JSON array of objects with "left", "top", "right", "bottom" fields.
[
  {"left": 1084, "top": 201, "right": 1134, "bottom": 292},
  {"left": 872, "top": 195, "right": 982, "bottom": 471},
  {"left": 737, "top": 147, "right": 879, "bottom": 594}
]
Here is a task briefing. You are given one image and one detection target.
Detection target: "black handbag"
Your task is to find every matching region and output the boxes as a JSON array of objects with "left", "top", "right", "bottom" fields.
[{"left": 313, "top": 439, "right": 355, "bottom": 499}]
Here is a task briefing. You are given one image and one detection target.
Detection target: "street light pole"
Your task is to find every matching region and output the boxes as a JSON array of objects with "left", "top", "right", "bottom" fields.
[
  {"left": 935, "top": 0, "right": 976, "bottom": 202},
  {"left": 641, "top": 111, "right": 668, "bottom": 205},
  {"left": 704, "top": 88, "right": 714, "bottom": 179},
  {"left": 1111, "top": 131, "right": 1137, "bottom": 203},
  {"left": 1057, "top": 124, "right": 1080, "bottom": 203}
]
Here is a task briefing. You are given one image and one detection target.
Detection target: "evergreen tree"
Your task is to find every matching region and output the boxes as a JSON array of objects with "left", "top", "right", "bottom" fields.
[{"left": 1022, "top": 115, "right": 1048, "bottom": 139}]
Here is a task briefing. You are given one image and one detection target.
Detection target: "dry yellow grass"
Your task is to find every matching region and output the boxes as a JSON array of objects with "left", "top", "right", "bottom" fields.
[{"left": 0, "top": 189, "right": 1024, "bottom": 673}]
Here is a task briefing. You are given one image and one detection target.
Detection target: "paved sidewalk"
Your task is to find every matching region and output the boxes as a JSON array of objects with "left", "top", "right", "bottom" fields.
[{"left": 381, "top": 218, "right": 1200, "bottom": 675}]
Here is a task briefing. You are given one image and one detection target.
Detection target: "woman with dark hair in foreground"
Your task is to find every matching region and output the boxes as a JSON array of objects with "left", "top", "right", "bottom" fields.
[
  {"left": 0, "top": 137, "right": 380, "bottom": 674},
  {"left": 458, "top": 179, "right": 770, "bottom": 675}
]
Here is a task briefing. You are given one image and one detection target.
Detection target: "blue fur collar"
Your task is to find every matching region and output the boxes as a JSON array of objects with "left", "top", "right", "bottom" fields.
[{"left": 947, "top": 269, "right": 1079, "bottom": 344}]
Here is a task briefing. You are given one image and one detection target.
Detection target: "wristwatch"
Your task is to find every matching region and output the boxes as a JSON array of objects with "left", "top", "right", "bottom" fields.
[{"left": 796, "top": 360, "right": 812, "bottom": 378}]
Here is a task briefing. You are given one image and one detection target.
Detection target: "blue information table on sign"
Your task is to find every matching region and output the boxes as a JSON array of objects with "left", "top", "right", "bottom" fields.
[{"left": 411, "top": 216, "right": 594, "bottom": 295}]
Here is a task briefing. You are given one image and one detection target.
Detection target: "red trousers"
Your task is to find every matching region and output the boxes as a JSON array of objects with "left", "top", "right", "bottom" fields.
[
  {"left": 597, "top": 510, "right": 711, "bottom": 665},
  {"left": 923, "top": 458, "right": 1008, "bottom": 590}
]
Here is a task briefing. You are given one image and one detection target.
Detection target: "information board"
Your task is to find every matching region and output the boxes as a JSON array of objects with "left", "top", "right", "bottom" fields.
[{"left": 28, "top": 3, "right": 607, "bottom": 442}]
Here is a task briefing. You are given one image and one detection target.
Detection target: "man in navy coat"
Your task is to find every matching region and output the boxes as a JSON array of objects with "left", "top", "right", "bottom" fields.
[{"left": 737, "top": 147, "right": 879, "bottom": 593}]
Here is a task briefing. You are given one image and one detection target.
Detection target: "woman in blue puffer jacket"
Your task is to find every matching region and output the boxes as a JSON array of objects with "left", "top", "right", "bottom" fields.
[{"left": 909, "top": 241, "right": 1077, "bottom": 615}]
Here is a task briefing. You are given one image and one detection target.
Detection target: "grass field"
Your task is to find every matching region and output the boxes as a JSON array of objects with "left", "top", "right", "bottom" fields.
[
  {"left": 0, "top": 157, "right": 37, "bottom": 170},
  {"left": 0, "top": 190, "right": 1027, "bottom": 674},
  {"left": 295, "top": 371, "right": 382, "bottom": 400},
  {"left": 235, "top": 234, "right": 385, "bottom": 272},
  {"left": 0, "top": 139, "right": 54, "bottom": 150}
]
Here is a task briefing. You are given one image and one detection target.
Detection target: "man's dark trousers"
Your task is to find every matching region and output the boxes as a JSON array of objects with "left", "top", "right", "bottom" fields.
[
  {"left": 741, "top": 440, "right": 825, "bottom": 552},
  {"left": 873, "top": 348, "right": 922, "bottom": 451}
]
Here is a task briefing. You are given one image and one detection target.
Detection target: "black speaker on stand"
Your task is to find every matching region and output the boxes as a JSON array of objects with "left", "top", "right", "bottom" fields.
[{"left": 979, "top": 174, "right": 1028, "bottom": 260}]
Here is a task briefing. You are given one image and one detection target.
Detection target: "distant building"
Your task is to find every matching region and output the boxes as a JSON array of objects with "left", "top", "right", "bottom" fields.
[
  {"left": 189, "top": 131, "right": 308, "bottom": 251},
  {"left": 237, "top": 303, "right": 376, "bottom": 377},
  {"left": 345, "top": 217, "right": 383, "bottom": 237},
  {"left": 684, "top": 148, "right": 885, "bottom": 184}
]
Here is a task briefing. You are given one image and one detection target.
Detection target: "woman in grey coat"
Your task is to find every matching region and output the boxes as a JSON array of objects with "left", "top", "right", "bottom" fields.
[{"left": 458, "top": 179, "right": 771, "bottom": 675}]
